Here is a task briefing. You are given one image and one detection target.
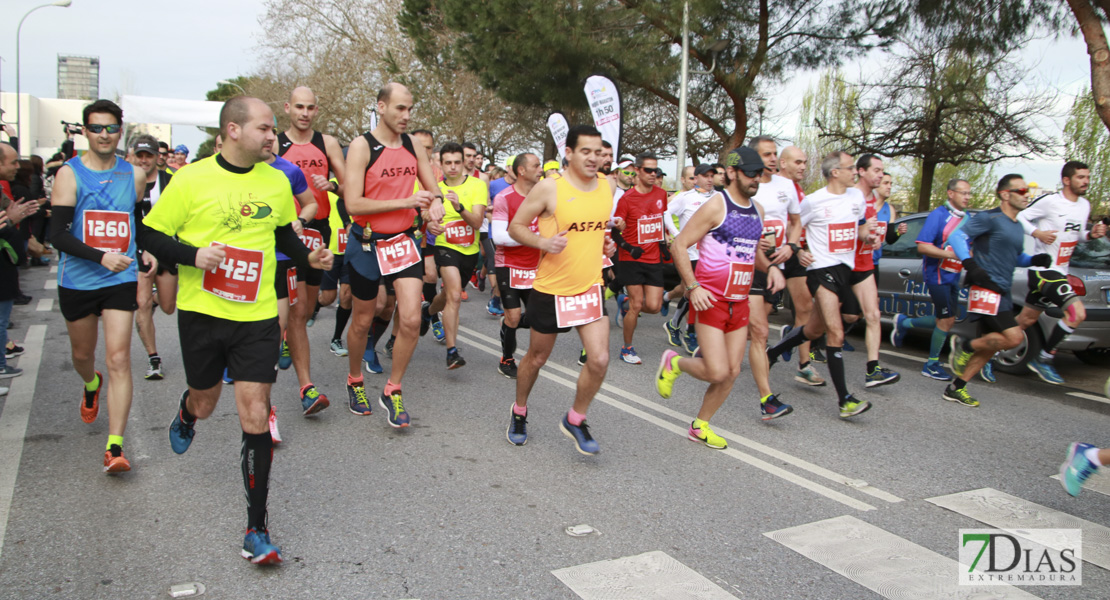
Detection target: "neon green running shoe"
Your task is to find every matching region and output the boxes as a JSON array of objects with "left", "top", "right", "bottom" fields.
[
  {"left": 943, "top": 384, "right": 980, "bottom": 407},
  {"left": 838, "top": 395, "right": 872, "bottom": 419},
  {"left": 655, "top": 350, "right": 682, "bottom": 399},
  {"left": 688, "top": 419, "right": 727, "bottom": 449},
  {"left": 949, "top": 336, "right": 972, "bottom": 378}
]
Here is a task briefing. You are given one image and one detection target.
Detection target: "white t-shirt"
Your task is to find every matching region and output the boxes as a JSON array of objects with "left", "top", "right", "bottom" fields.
[
  {"left": 1018, "top": 192, "right": 1091, "bottom": 274},
  {"left": 665, "top": 187, "right": 715, "bottom": 260},
  {"left": 752, "top": 174, "right": 801, "bottom": 250},
  {"left": 800, "top": 186, "right": 866, "bottom": 270}
]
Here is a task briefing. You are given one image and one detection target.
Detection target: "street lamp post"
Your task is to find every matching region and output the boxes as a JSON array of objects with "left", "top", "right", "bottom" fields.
[
  {"left": 676, "top": 1, "right": 727, "bottom": 176},
  {"left": 217, "top": 80, "right": 247, "bottom": 95},
  {"left": 16, "top": 0, "right": 73, "bottom": 157}
]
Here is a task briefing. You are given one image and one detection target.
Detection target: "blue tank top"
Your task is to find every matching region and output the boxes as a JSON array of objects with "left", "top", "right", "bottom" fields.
[{"left": 59, "top": 156, "right": 138, "bottom": 290}]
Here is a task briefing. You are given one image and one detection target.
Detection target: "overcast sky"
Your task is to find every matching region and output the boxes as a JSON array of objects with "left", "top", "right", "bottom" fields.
[{"left": 2, "top": 1, "right": 1095, "bottom": 188}]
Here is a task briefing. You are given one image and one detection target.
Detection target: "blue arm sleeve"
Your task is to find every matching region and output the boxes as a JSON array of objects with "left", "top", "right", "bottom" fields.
[
  {"left": 1018, "top": 254, "right": 1032, "bottom": 267},
  {"left": 948, "top": 229, "right": 971, "bottom": 260}
]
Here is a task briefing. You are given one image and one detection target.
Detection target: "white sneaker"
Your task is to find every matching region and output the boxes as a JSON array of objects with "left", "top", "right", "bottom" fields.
[
  {"left": 0, "top": 387, "right": 8, "bottom": 396},
  {"left": 268, "top": 407, "right": 282, "bottom": 444}
]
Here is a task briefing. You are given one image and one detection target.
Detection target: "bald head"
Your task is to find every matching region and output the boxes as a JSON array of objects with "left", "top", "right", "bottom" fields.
[
  {"left": 778, "top": 146, "right": 807, "bottom": 184},
  {"left": 377, "top": 83, "right": 414, "bottom": 135},
  {"left": 0, "top": 143, "right": 17, "bottom": 182},
  {"left": 286, "top": 86, "right": 320, "bottom": 133},
  {"left": 289, "top": 86, "right": 317, "bottom": 104},
  {"left": 378, "top": 82, "right": 408, "bottom": 105},
  {"left": 219, "top": 97, "right": 276, "bottom": 165}
]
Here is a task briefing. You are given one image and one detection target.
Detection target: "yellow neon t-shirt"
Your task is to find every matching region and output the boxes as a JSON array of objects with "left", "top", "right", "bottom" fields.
[{"left": 436, "top": 175, "right": 487, "bottom": 255}]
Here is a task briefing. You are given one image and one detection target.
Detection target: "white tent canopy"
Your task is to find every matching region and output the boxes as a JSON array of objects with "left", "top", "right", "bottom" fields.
[{"left": 120, "top": 95, "right": 222, "bottom": 127}]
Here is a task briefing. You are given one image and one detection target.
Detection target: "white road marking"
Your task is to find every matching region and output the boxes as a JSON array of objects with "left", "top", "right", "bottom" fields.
[
  {"left": 457, "top": 329, "right": 877, "bottom": 511},
  {"left": 459, "top": 324, "right": 903, "bottom": 504},
  {"left": 552, "top": 551, "right": 738, "bottom": 600},
  {"left": 1051, "top": 471, "right": 1110, "bottom": 497},
  {"left": 928, "top": 487, "right": 1110, "bottom": 569},
  {"left": 49, "top": 265, "right": 57, "bottom": 274},
  {"left": 1066, "top": 391, "right": 1110, "bottom": 405},
  {"left": 43, "top": 279, "right": 57, "bottom": 290},
  {"left": 0, "top": 325, "right": 46, "bottom": 562},
  {"left": 766, "top": 515, "right": 1041, "bottom": 599},
  {"left": 35, "top": 298, "right": 52, "bottom": 312}
]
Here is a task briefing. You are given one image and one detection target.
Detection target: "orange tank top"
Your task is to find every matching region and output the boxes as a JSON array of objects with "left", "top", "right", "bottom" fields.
[
  {"left": 355, "top": 132, "right": 418, "bottom": 234},
  {"left": 533, "top": 176, "right": 612, "bottom": 296}
]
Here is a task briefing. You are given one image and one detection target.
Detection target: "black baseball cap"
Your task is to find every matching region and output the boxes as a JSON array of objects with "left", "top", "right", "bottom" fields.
[
  {"left": 693, "top": 163, "right": 716, "bottom": 176},
  {"left": 725, "top": 147, "right": 765, "bottom": 173},
  {"left": 131, "top": 134, "right": 160, "bottom": 156}
]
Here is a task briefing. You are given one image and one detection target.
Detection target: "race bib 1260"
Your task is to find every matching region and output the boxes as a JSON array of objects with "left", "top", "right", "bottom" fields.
[{"left": 83, "top": 210, "right": 130, "bottom": 253}]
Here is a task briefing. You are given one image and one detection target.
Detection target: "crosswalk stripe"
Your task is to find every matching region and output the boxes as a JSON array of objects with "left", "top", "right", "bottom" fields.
[
  {"left": 552, "top": 550, "right": 738, "bottom": 600},
  {"left": 927, "top": 488, "right": 1110, "bottom": 570},
  {"left": 1051, "top": 471, "right": 1110, "bottom": 497},
  {"left": 35, "top": 298, "right": 53, "bottom": 312},
  {"left": 43, "top": 279, "right": 57, "bottom": 290},
  {"left": 765, "top": 515, "right": 1041, "bottom": 599}
]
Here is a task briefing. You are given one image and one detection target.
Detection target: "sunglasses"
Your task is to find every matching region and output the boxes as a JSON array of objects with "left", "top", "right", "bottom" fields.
[
  {"left": 159, "top": 151, "right": 169, "bottom": 156},
  {"left": 1007, "top": 187, "right": 1030, "bottom": 196},
  {"left": 639, "top": 167, "right": 663, "bottom": 176},
  {"left": 619, "top": 169, "right": 635, "bottom": 177},
  {"left": 85, "top": 124, "right": 122, "bottom": 134},
  {"left": 740, "top": 168, "right": 763, "bottom": 179}
]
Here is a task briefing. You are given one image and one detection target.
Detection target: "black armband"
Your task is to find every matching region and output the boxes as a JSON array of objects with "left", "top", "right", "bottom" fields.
[
  {"left": 49, "top": 205, "right": 106, "bottom": 264},
  {"left": 275, "top": 223, "right": 311, "bottom": 269}
]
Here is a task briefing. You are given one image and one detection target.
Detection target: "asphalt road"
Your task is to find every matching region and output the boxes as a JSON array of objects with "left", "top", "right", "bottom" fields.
[{"left": 2, "top": 263, "right": 1109, "bottom": 599}]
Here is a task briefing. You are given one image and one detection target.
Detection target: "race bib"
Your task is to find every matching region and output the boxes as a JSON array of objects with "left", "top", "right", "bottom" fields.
[
  {"left": 860, "top": 222, "right": 887, "bottom": 254},
  {"left": 287, "top": 267, "right": 298, "bottom": 306},
  {"left": 373, "top": 233, "right": 421, "bottom": 275},
  {"left": 298, "top": 228, "right": 324, "bottom": 252},
  {"left": 827, "top": 222, "right": 855, "bottom": 254},
  {"left": 337, "top": 228, "right": 348, "bottom": 254},
  {"left": 202, "top": 244, "right": 263, "bottom": 303},
  {"left": 723, "top": 261, "right": 755, "bottom": 301},
  {"left": 968, "top": 285, "right": 1001, "bottom": 316},
  {"left": 444, "top": 220, "right": 475, "bottom": 246},
  {"left": 763, "top": 219, "right": 786, "bottom": 249},
  {"left": 509, "top": 267, "right": 536, "bottom": 290},
  {"left": 1058, "top": 241, "right": 1077, "bottom": 266},
  {"left": 555, "top": 284, "right": 605, "bottom": 328},
  {"left": 83, "top": 210, "right": 130, "bottom": 253},
  {"left": 638, "top": 214, "right": 665, "bottom": 244}
]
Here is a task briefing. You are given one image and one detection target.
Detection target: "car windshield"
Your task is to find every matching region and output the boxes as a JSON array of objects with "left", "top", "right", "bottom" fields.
[
  {"left": 881, "top": 215, "right": 927, "bottom": 259},
  {"left": 1071, "top": 236, "right": 1110, "bottom": 269}
]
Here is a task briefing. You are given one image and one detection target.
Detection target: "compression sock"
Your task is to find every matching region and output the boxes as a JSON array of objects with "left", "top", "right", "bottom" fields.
[
  {"left": 241, "top": 431, "right": 273, "bottom": 531},
  {"left": 929, "top": 327, "right": 948, "bottom": 362},
  {"left": 826, "top": 346, "right": 850, "bottom": 402},
  {"left": 500, "top": 321, "right": 517, "bottom": 359},
  {"left": 423, "top": 282, "right": 437, "bottom": 303},
  {"left": 768, "top": 324, "right": 808, "bottom": 361},
  {"left": 904, "top": 315, "right": 936, "bottom": 330},
  {"left": 1042, "top": 322, "right": 1075, "bottom": 360},
  {"left": 333, "top": 306, "right": 351, "bottom": 341},
  {"left": 671, "top": 298, "right": 689, "bottom": 328}
]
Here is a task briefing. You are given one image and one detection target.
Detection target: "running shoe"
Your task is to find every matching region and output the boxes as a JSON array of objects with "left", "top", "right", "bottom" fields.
[
  {"left": 300, "top": 385, "right": 329, "bottom": 416},
  {"left": 865, "top": 366, "right": 900, "bottom": 388},
  {"left": 660, "top": 298, "right": 670, "bottom": 317},
  {"left": 268, "top": 406, "right": 282, "bottom": 444},
  {"left": 655, "top": 350, "right": 682, "bottom": 399},
  {"left": 506, "top": 406, "right": 528, "bottom": 446},
  {"left": 780, "top": 325, "right": 793, "bottom": 363},
  {"left": 760, "top": 394, "right": 794, "bottom": 421},
  {"left": 498, "top": 357, "right": 518, "bottom": 379},
  {"left": 461, "top": 290, "right": 469, "bottom": 301},
  {"left": 838, "top": 395, "right": 872, "bottom": 419},
  {"left": 1029, "top": 357, "right": 1064, "bottom": 385},
  {"left": 664, "top": 320, "right": 682, "bottom": 347},
  {"left": 306, "top": 309, "right": 318, "bottom": 328},
  {"left": 688, "top": 420, "right": 727, "bottom": 449},
  {"left": 363, "top": 351, "right": 383, "bottom": 374},
  {"left": 949, "top": 336, "right": 972, "bottom": 378},
  {"left": 794, "top": 365, "right": 827, "bottom": 386},
  {"left": 347, "top": 382, "right": 372, "bottom": 415},
  {"left": 145, "top": 356, "right": 164, "bottom": 381},
  {"left": 420, "top": 301, "right": 432, "bottom": 336},
  {"left": 890, "top": 314, "right": 908, "bottom": 347},
  {"left": 169, "top": 390, "right": 196, "bottom": 454},
  {"left": 278, "top": 340, "right": 292, "bottom": 370},
  {"left": 921, "top": 361, "right": 953, "bottom": 381},
  {"left": 81, "top": 370, "right": 102, "bottom": 423},
  {"left": 469, "top": 272, "right": 479, "bottom": 289},
  {"left": 0, "top": 365, "right": 23, "bottom": 380},
  {"left": 980, "top": 359, "right": 996, "bottom": 383},
  {"left": 5, "top": 342, "right": 24, "bottom": 359},
  {"left": 447, "top": 349, "right": 466, "bottom": 370},
  {"left": 384, "top": 336, "right": 395, "bottom": 358},
  {"left": 103, "top": 445, "right": 131, "bottom": 473},
  {"left": 682, "top": 330, "right": 698, "bottom": 356},
  {"left": 0, "top": 387, "right": 8, "bottom": 396},
  {"left": 1061, "top": 442, "right": 1098, "bottom": 497},
  {"left": 616, "top": 293, "right": 628, "bottom": 322},
  {"left": 577, "top": 350, "right": 588, "bottom": 366},
  {"left": 241, "top": 528, "right": 282, "bottom": 565},
  {"left": 560, "top": 413, "right": 599, "bottom": 455},
  {"left": 842, "top": 340, "right": 855, "bottom": 352},
  {"left": 942, "top": 384, "right": 979, "bottom": 407},
  {"left": 810, "top": 348, "right": 827, "bottom": 363},
  {"left": 432, "top": 316, "right": 446, "bottom": 344},
  {"left": 620, "top": 345, "right": 642, "bottom": 365},
  {"left": 379, "top": 390, "right": 411, "bottom": 428},
  {"left": 330, "top": 339, "right": 348, "bottom": 357},
  {"left": 604, "top": 287, "right": 617, "bottom": 301},
  {"left": 487, "top": 296, "right": 504, "bottom": 317},
  {"left": 223, "top": 368, "right": 234, "bottom": 385}
]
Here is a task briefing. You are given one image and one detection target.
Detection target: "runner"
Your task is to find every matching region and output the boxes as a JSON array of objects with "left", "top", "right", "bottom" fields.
[
  {"left": 425, "top": 142, "right": 488, "bottom": 368},
  {"left": 1016, "top": 161, "right": 1107, "bottom": 384},
  {"left": 662, "top": 164, "right": 716, "bottom": 353},
  {"left": 543, "top": 160, "right": 561, "bottom": 178},
  {"left": 944, "top": 174, "right": 1045, "bottom": 407},
  {"left": 491, "top": 152, "right": 542, "bottom": 378},
  {"left": 145, "top": 96, "right": 333, "bottom": 564},
  {"left": 506, "top": 124, "right": 618, "bottom": 453},
  {"left": 129, "top": 134, "right": 176, "bottom": 381},
  {"left": 49, "top": 100, "right": 152, "bottom": 472},
  {"left": 156, "top": 141, "right": 170, "bottom": 172},
  {"left": 463, "top": 142, "right": 491, "bottom": 184},
  {"left": 1061, "top": 441, "right": 1110, "bottom": 497},
  {"left": 850, "top": 154, "right": 900, "bottom": 387},
  {"left": 599, "top": 141, "right": 614, "bottom": 176},
  {"left": 765, "top": 151, "right": 871, "bottom": 419},
  {"left": 485, "top": 156, "right": 515, "bottom": 317},
  {"left": 612, "top": 152, "right": 667, "bottom": 364},
  {"left": 342, "top": 83, "right": 445, "bottom": 424},
  {"left": 890, "top": 178, "right": 971, "bottom": 381},
  {"left": 656, "top": 146, "right": 789, "bottom": 448}
]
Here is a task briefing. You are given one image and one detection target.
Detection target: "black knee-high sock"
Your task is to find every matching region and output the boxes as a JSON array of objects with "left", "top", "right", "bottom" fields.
[
  {"left": 311, "top": 300, "right": 321, "bottom": 317},
  {"left": 1044, "top": 322, "right": 1074, "bottom": 357},
  {"left": 332, "top": 306, "right": 351, "bottom": 342},
  {"left": 768, "top": 324, "right": 809, "bottom": 361},
  {"left": 369, "top": 316, "right": 389, "bottom": 348},
  {"left": 672, "top": 297, "right": 690, "bottom": 328},
  {"left": 826, "top": 346, "right": 850, "bottom": 402},
  {"left": 500, "top": 321, "right": 517, "bottom": 359},
  {"left": 518, "top": 312, "right": 530, "bottom": 329},
  {"left": 241, "top": 431, "right": 273, "bottom": 531},
  {"left": 423, "top": 282, "right": 437, "bottom": 303}
]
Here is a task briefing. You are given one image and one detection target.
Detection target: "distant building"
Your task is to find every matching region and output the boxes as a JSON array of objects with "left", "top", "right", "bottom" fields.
[{"left": 57, "top": 55, "right": 99, "bottom": 101}]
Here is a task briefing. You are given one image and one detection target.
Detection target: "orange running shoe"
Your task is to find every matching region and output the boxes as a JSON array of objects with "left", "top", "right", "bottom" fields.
[
  {"left": 81, "top": 371, "right": 102, "bottom": 424},
  {"left": 103, "top": 445, "right": 131, "bottom": 473}
]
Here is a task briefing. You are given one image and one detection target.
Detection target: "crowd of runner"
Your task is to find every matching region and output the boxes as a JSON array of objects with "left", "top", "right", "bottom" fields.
[{"left": 1, "top": 83, "right": 1107, "bottom": 565}]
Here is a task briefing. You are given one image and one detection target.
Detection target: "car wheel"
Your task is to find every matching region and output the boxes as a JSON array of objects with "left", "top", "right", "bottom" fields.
[
  {"left": 993, "top": 323, "right": 1044, "bottom": 375},
  {"left": 1076, "top": 347, "right": 1110, "bottom": 366}
]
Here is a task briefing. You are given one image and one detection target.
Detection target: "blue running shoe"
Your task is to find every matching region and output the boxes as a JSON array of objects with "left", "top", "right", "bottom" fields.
[
  {"left": 865, "top": 366, "right": 900, "bottom": 388},
  {"left": 980, "top": 359, "right": 996, "bottom": 383},
  {"left": 682, "top": 330, "right": 698, "bottom": 355},
  {"left": 432, "top": 316, "right": 446, "bottom": 344},
  {"left": 1061, "top": 442, "right": 1099, "bottom": 497},
  {"left": 347, "top": 382, "right": 372, "bottom": 415},
  {"left": 616, "top": 293, "right": 628, "bottom": 325},
  {"left": 620, "top": 345, "right": 642, "bottom": 365},
  {"left": 241, "top": 528, "right": 282, "bottom": 565},
  {"left": 363, "top": 350, "right": 383, "bottom": 374},
  {"left": 760, "top": 394, "right": 794, "bottom": 421},
  {"left": 664, "top": 320, "right": 682, "bottom": 347},
  {"left": 781, "top": 325, "right": 793, "bottom": 363},
  {"left": 169, "top": 390, "right": 196, "bottom": 455},
  {"left": 921, "top": 361, "right": 953, "bottom": 381},
  {"left": 890, "top": 314, "right": 908, "bottom": 348},
  {"left": 660, "top": 298, "right": 670, "bottom": 317},
  {"left": 560, "top": 413, "right": 599, "bottom": 455},
  {"left": 842, "top": 340, "right": 855, "bottom": 352},
  {"left": 506, "top": 406, "right": 528, "bottom": 446},
  {"left": 300, "top": 385, "right": 329, "bottom": 416},
  {"left": 380, "top": 390, "right": 411, "bottom": 428},
  {"left": 1029, "top": 357, "right": 1064, "bottom": 385},
  {"left": 487, "top": 296, "right": 504, "bottom": 316},
  {"left": 278, "top": 340, "right": 292, "bottom": 370},
  {"left": 222, "top": 368, "right": 234, "bottom": 385}
]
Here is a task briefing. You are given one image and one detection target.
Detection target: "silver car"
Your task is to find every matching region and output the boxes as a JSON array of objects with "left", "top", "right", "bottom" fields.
[{"left": 876, "top": 211, "right": 1110, "bottom": 373}]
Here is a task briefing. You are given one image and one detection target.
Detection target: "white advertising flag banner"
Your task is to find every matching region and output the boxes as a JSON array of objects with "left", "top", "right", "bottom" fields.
[
  {"left": 547, "top": 112, "right": 569, "bottom": 161},
  {"left": 583, "top": 75, "right": 621, "bottom": 160}
]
